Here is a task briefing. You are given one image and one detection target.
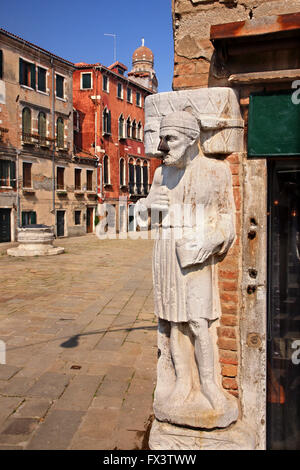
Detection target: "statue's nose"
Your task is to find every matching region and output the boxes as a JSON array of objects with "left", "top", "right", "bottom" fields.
[{"left": 157, "top": 136, "right": 169, "bottom": 153}]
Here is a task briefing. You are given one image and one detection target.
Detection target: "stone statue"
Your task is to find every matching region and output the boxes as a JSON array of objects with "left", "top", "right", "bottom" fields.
[{"left": 136, "top": 110, "right": 238, "bottom": 430}]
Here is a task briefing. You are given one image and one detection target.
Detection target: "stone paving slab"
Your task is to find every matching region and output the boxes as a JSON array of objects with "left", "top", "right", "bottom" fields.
[{"left": 0, "top": 234, "right": 157, "bottom": 449}]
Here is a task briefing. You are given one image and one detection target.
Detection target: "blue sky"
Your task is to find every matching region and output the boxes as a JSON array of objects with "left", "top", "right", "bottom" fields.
[{"left": 1, "top": 0, "right": 174, "bottom": 92}]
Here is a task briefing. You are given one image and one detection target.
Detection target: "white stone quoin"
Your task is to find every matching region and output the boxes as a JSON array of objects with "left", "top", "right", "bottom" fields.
[
  {"left": 7, "top": 225, "right": 64, "bottom": 257},
  {"left": 137, "top": 89, "right": 254, "bottom": 450}
]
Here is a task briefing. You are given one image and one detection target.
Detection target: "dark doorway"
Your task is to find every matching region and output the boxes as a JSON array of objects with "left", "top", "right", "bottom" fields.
[
  {"left": 86, "top": 207, "right": 93, "bottom": 233},
  {"left": 56, "top": 210, "right": 65, "bottom": 237},
  {"left": 0, "top": 208, "right": 11, "bottom": 242},
  {"left": 267, "top": 160, "right": 300, "bottom": 450}
]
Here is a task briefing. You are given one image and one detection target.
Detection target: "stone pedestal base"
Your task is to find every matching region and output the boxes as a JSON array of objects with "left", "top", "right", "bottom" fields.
[
  {"left": 7, "top": 225, "right": 64, "bottom": 257},
  {"left": 149, "top": 419, "right": 256, "bottom": 450},
  {"left": 7, "top": 245, "right": 64, "bottom": 257}
]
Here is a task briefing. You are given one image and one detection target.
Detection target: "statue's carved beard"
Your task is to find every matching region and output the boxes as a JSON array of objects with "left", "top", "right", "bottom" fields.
[{"left": 163, "top": 150, "right": 186, "bottom": 167}]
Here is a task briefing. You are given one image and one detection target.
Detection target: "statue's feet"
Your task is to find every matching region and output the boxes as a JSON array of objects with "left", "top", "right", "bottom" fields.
[{"left": 201, "top": 380, "right": 228, "bottom": 411}]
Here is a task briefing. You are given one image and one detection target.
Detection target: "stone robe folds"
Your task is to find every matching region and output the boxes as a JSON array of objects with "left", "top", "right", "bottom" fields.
[{"left": 138, "top": 155, "right": 235, "bottom": 323}]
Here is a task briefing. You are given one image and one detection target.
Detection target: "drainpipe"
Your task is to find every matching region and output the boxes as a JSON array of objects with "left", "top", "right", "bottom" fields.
[
  {"left": 16, "top": 149, "right": 20, "bottom": 228},
  {"left": 51, "top": 58, "right": 56, "bottom": 226}
]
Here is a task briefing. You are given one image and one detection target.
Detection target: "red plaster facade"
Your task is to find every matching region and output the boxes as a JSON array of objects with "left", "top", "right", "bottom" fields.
[{"left": 73, "top": 58, "right": 161, "bottom": 229}]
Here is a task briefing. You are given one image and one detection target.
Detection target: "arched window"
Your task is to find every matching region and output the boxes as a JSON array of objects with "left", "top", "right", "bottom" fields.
[
  {"left": 118, "top": 114, "right": 125, "bottom": 139},
  {"left": 126, "top": 117, "right": 131, "bottom": 139},
  {"left": 103, "top": 108, "right": 111, "bottom": 135},
  {"left": 135, "top": 159, "right": 141, "bottom": 195},
  {"left": 137, "top": 122, "right": 143, "bottom": 141},
  {"left": 22, "top": 107, "right": 31, "bottom": 143},
  {"left": 119, "top": 158, "right": 126, "bottom": 187},
  {"left": 143, "top": 160, "right": 149, "bottom": 195},
  {"left": 38, "top": 112, "right": 46, "bottom": 145},
  {"left": 128, "top": 158, "right": 134, "bottom": 194},
  {"left": 132, "top": 120, "right": 137, "bottom": 140},
  {"left": 56, "top": 117, "right": 64, "bottom": 149},
  {"left": 103, "top": 155, "right": 110, "bottom": 185}
]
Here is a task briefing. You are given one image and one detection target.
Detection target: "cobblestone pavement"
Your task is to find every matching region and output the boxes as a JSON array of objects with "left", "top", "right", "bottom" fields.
[{"left": 0, "top": 234, "right": 157, "bottom": 450}]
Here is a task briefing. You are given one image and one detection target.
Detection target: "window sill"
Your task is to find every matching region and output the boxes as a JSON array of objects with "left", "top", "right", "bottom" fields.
[
  {"left": 37, "top": 89, "right": 49, "bottom": 96},
  {"left": 56, "top": 189, "right": 67, "bottom": 195},
  {"left": 0, "top": 186, "right": 13, "bottom": 189},
  {"left": 20, "top": 84, "right": 35, "bottom": 91},
  {"left": 74, "top": 190, "right": 84, "bottom": 195},
  {"left": 23, "top": 187, "right": 35, "bottom": 194},
  {"left": 56, "top": 96, "right": 67, "bottom": 102}
]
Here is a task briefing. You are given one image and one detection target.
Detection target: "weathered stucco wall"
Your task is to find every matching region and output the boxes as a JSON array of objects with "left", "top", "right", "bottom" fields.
[{"left": 172, "top": 0, "right": 300, "bottom": 89}]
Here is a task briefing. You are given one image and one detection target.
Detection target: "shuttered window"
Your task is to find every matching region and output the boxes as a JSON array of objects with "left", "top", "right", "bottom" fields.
[
  {"left": 75, "top": 168, "right": 81, "bottom": 190},
  {"left": 23, "top": 162, "right": 32, "bottom": 188},
  {"left": 22, "top": 107, "right": 31, "bottom": 142},
  {"left": 103, "top": 155, "right": 109, "bottom": 184},
  {"left": 86, "top": 170, "right": 93, "bottom": 191},
  {"left": 56, "top": 117, "right": 64, "bottom": 149},
  {"left": 56, "top": 74, "right": 64, "bottom": 99},
  {"left": 38, "top": 67, "right": 46, "bottom": 92},
  {"left": 19, "top": 58, "right": 36, "bottom": 89},
  {"left": 0, "top": 160, "right": 10, "bottom": 186},
  {"left": 120, "top": 159, "right": 125, "bottom": 186},
  {"left": 119, "top": 115, "right": 124, "bottom": 139},
  {"left": 136, "top": 92, "right": 141, "bottom": 107},
  {"left": 74, "top": 211, "right": 81, "bottom": 225},
  {"left": 103, "top": 109, "right": 111, "bottom": 135},
  {"left": 57, "top": 167, "right": 65, "bottom": 190},
  {"left": 81, "top": 73, "right": 92, "bottom": 89},
  {"left": 38, "top": 112, "right": 46, "bottom": 143}
]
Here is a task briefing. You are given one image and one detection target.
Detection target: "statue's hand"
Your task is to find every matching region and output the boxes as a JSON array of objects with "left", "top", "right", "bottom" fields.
[
  {"left": 145, "top": 186, "right": 169, "bottom": 211},
  {"left": 176, "top": 234, "right": 224, "bottom": 268}
]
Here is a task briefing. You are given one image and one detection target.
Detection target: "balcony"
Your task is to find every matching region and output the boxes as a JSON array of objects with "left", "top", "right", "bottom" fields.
[
  {"left": 56, "top": 142, "right": 70, "bottom": 153},
  {"left": 21, "top": 132, "right": 54, "bottom": 148}
]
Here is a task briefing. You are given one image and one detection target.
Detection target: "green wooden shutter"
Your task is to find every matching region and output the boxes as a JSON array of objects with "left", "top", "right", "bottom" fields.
[
  {"left": 19, "top": 58, "right": 24, "bottom": 84},
  {"left": 108, "top": 111, "right": 111, "bottom": 134},
  {"left": 22, "top": 212, "right": 26, "bottom": 226},
  {"left": 248, "top": 92, "right": 300, "bottom": 157},
  {"left": 31, "top": 211, "right": 37, "bottom": 224},
  {"left": 57, "top": 118, "right": 64, "bottom": 148},
  {"left": 10, "top": 161, "right": 16, "bottom": 188},
  {"left": 30, "top": 63, "right": 36, "bottom": 89}
]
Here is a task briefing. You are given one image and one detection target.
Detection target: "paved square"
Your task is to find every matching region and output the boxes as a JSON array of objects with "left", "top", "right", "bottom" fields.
[{"left": 0, "top": 234, "right": 157, "bottom": 449}]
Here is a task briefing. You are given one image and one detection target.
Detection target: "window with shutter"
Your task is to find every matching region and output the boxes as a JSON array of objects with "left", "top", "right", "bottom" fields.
[
  {"left": 38, "top": 67, "right": 46, "bottom": 92},
  {"left": 86, "top": 170, "right": 93, "bottom": 191},
  {"left": 56, "top": 74, "right": 64, "bottom": 99},
  {"left": 23, "top": 162, "right": 32, "bottom": 188},
  {"left": 22, "top": 108, "right": 31, "bottom": 143},
  {"left": 19, "top": 59, "right": 36, "bottom": 88},
  {"left": 38, "top": 112, "right": 46, "bottom": 144},
  {"left": 120, "top": 159, "right": 125, "bottom": 186},
  {"left": 103, "top": 156, "right": 109, "bottom": 184},
  {"left": 81, "top": 73, "right": 92, "bottom": 89},
  {"left": 119, "top": 115, "right": 124, "bottom": 139},
  {"left": 10, "top": 161, "right": 16, "bottom": 188},
  {"left": 0, "top": 160, "right": 10, "bottom": 187},
  {"left": 74, "top": 211, "right": 81, "bottom": 225},
  {"left": 57, "top": 167, "right": 64, "bottom": 190},
  {"left": 117, "top": 83, "right": 123, "bottom": 99},
  {"left": 57, "top": 117, "right": 64, "bottom": 149},
  {"left": 75, "top": 168, "right": 81, "bottom": 190}
]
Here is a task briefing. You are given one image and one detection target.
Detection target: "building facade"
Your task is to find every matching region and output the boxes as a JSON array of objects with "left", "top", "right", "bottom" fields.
[
  {"left": 0, "top": 28, "right": 97, "bottom": 242},
  {"left": 172, "top": 0, "right": 300, "bottom": 449},
  {"left": 73, "top": 44, "right": 161, "bottom": 232}
]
